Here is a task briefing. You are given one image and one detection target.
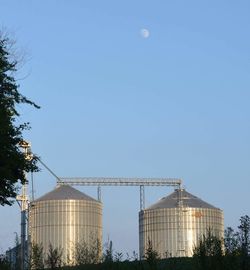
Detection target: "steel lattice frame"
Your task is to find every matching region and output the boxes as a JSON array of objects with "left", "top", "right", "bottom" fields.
[{"left": 57, "top": 177, "right": 182, "bottom": 210}]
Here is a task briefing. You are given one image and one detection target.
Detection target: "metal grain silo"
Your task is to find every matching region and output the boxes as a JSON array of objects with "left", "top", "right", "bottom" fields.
[
  {"left": 139, "top": 189, "right": 224, "bottom": 258},
  {"left": 29, "top": 185, "right": 102, "bottom": 265}
]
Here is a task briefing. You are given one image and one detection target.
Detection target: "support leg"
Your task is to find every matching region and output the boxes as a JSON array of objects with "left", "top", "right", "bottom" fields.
[{"left": 140, "top": 185, "right": 145, "bottom": 211}]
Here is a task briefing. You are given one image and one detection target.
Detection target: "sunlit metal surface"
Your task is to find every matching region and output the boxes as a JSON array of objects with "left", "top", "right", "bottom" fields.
[
  {"left": 29, "top": 185, "right": 102, "bottom": 264},
  {"left": 139, "top": 189, "right": 224, "bottom": 258}
]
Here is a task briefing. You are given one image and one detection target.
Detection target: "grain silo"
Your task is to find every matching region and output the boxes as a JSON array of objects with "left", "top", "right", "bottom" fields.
[
  {"left": 139, "top": 189, "right": 224, "bottom": 258},
  {"left": 29, "top": 185, "right": 102, "bottom": 265}
]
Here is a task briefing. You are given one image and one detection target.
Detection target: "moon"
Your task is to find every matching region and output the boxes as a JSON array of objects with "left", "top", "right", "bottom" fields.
[{"left": 140, "top": 28, "right": 150, "bottom": 38}]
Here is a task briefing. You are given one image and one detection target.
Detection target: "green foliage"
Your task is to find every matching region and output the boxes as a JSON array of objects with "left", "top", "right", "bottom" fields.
[
  {"left": 29, "top": 243, "right": 44, "bottom": 270},
  {"left": 223, "top": 215, "right": 250, "bottom": 270},
  {"left": 60, "top": 257, "right": 194, "bottom": 270},
  {"left": 224, "top": 227, "right": 241, "bottom": 270},
  {"left": 224, "top": 227, "right": 240, "bottom": 256},
  {"left": 238, "top": 215, "right": 250, "bottom": 270},
  {"left": 0, "top": 32, "right": 40, "bottom": 206},
  {"left": 192, "top": 216, "right": 250, "bottom": 270},
  {"left": 103, "top": 239, "right": 114, "bottom": 263},
  {"left": 45, "top": 243, "right": 63, "bottom": 269},
  {"left": 73, "top": 236, "right": 101, "bottom": 265},
  {"left": 144, "top": 238, "right": 160, "bottom": 270},
  {"left": 193, "top": 229, "right": 223, "bottom": 270},
  {"left": 114, "top": 252, "right": 123, "bottom": 262},
  {"left": 61, "top": 217, "right": 249, "bottom": 270},
  {"left": 0, "top": 254, "right": 10, "bottom": 270},
  {"left": 238, "top": 215, "right": 250, "bottom": 255}
]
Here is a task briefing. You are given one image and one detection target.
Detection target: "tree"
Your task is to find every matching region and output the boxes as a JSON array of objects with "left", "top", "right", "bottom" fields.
[
  {"left": 238, "top": 215, "right": 250, "bottom": 270},
  {"left": 13, "top": 232, "right": 21, "bottom": 270},
  {"left": 114, "top": 252, "right": 123, "bottom": 262},
  {"left": 45, "top": 243, "right": 63, "bottom": 269},
  {"left": 144, "top": 238, "right": 160, "bottom": 270},
  {"left": 0, "top": 33, "right": 40, "bottom": 206},
  {"left": 73, "top": 236, "right": 101, "bottom": 265},
  {"left": 238, "top": 215, "right": 250, "bottom": 255},
  {"left": 223, "top": 227, "right": 241, "bottom": 270},
  {"left": 224, "top": 227, "right": 239, "bottom": 256},
  {"left": 103, "top": 239, "right": 114, "bottom": 263},
  {"left": 29, "top": 243, "right": 44, "bottom": 270},
  {"left": 0, "top": 254, "right": 10, "bottom": 270},
  {"left": 193, "top": 229, "right": 223, "bottom": 270}
]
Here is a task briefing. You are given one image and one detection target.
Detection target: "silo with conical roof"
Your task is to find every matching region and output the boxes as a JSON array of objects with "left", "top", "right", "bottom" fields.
[
  {"left": 29, "top": 185, "right": 102, "bottom": 264},
  {"left": 139, "top": 189, "right": 224, "bottom": 258}
]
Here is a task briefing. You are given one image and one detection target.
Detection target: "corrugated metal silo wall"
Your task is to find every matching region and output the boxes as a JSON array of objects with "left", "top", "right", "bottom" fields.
[
  {"left": 139, "top": 207, "right": 224, "bottom": 258},
  {"left": 29, "top": 199, "right": 102, "bottom": 265}
]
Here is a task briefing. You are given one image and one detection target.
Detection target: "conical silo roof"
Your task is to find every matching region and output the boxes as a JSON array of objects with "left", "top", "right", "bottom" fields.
[
  {"left": 146, "top": 189, "right": 218, "bottom": 210},
  {"left": 35, "top": 184, "right": 98, "bottom": 202}
]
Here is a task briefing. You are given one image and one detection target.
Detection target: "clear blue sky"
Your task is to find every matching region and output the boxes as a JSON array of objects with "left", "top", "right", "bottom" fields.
[{"left": 1, "top": 0, "right": 250, "bottom": 256}]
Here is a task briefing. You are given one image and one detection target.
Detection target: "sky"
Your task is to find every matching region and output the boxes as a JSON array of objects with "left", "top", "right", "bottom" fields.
[{"left": 1, "top": 0, "right": 250, "bottom": 256}]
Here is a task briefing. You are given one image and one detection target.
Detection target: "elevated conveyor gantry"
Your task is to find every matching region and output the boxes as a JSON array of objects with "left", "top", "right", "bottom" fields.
[{"left": 57, "top": 177, "right": 182, "bottom": 210}]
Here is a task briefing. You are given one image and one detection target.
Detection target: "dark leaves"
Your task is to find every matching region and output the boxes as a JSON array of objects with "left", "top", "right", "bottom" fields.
[{"left": 0, "top": 33, "right": 40, "bottom": 206}]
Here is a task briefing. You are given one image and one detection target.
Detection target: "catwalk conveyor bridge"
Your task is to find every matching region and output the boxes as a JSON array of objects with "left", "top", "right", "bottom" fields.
[{"left": 57, "top": 177, "right": 182, "bottom": 210}]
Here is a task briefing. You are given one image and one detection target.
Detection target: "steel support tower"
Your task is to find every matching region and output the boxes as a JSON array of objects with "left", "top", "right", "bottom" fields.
[{"left": 16, "top": 141, "right": 33, "bottom": 270}]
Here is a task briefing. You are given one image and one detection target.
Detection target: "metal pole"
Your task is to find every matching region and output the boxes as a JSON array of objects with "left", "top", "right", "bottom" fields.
[
  {"left": 97, "top": 185, "right": 101, "bottom": 202},
  {"left": 17, "top": 140, "right": 32, "bottom": 270},
  {"left": 27, "top": 203, "right": 31, "bottom": 269},
  {"left": 177, "top": 186, "right": 184, "bottom": 257},
  {"left": 31, "top": 172, "right": 34, "bottom": 201},
  {"left": 21, "top": 212, "right": 26, "bottom": 270},
  {"left": 36, "top": 156, "right": 61, "bottom": 182},
  {"left": 20, "top": 184, "right": 28, "bottom": 270},
  {"left": 140, "top": 185, "right": 145, "bottom": 211}
]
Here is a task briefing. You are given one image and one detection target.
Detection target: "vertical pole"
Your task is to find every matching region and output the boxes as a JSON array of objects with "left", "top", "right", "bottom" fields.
[
  {"left": 21, "top": 210, "right": 26, "bottom": 270},
  {"left": 31, "top": 172, "right": 34, "bottom": 201},
  {"left": 27, "top": 204, "right": 31, "bottom": 270},
  {"left": 177, "top": 185, "right": 184, "bottom": 257},
  {"left": 18, "top": 141, "right": 32, "bottom": 270},
  {"left": 140, "top": 185, "right": 145, "bottom": 211},
  {"left": 20, "top": 183, "right": 28, "bottom": 270},
  {"left": 97, "top": 185, "right": 102, "bottom": 202}
]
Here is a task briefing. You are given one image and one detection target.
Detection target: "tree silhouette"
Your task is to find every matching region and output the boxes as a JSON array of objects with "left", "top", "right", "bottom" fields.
[
  {"left": 29, "top": 243, "right": 44, "bottom": 269},
  {"left": 238, "top": 215, "right": 250, "bottom": 270},
  {"left": 45, "top": 243, "right": 63, "bottom": 269},
  {"left": 73, "top": 235, "right": 101, "bottom": 265},
  {"left": 193, "top": 229, "right": 223, "bottom": 270},
  {"left": 144, "top": 238, "right": 159, "bottom": 270},
  {"left": 0, "top": 32, "right": 40, "bottom": 206}
]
